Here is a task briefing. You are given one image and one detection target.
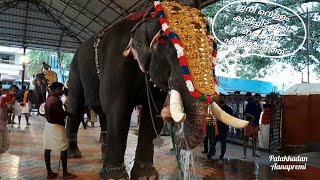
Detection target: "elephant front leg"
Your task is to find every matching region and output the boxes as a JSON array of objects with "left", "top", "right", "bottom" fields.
[
  {"left": 101, "top": 131, "right": 107, "bottom": 160},
  {"left": 100, "top": 121, "right": 107, "bottom": 161},
  {"left": 130, "top": 109, "right": 163, "bottom": 180},
  {"left": 66, "top": 115, "right": 83, "bottom": 158},
  {"left": 99, "top": 101, "right": 132, "bottom": 180}
]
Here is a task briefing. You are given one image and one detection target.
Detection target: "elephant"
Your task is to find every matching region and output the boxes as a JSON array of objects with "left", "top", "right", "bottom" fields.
[
  {"left": 66, "top": 1, "right": 248, "bottom": 180},
  {"left": 30, "top": 71, "right": 57, "bottom": 105}
]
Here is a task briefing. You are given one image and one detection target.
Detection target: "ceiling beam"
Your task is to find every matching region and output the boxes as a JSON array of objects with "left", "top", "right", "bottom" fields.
[
  {"left": 98, "top": 0, "right": 126, "bottom": 17},
  {"left": 106, "top": 0, "right": 146, "bottom": 26},
  {"left": 74, "top": 1, "right": 113, "bottom": 37},
  {"left": 131, "top": 0, "right": 152, "bottom": 12},
  {"left": 32, "top": 0, "right": 83, "bottom": 44},
  {"left": 68, "top": 0, "right": 97, "bottom": 38},
  {"left": 30, "top": 1, "right": 95, "bottom": 35},
  {"left": 57, "top": 0, "right": 73, "bottom": 23},
  {"left": 59, "top": 0, "right": 107, "bottom": 27},
  {"left": 22, "top": 0, "right": 30, "bottom": 46},
  {"left": 0, "top": 1, "right": 21, "bottom": 13},
  {"left": 0, "top": 0, "right": 21, "bottom": 13},
  {"left": 0, "top": 39, "right": 77, "bottom": 52},
  {"left": 66, "top": 0, "right": 92, "bottom": 30},
  {"left": 0, "top": 18, "right": 68, "bottom": 31},
  {"left": 0, "top": 26, "right": 67, "bottom": 37},
  {"left": 0, "top": 32, "right": 80, "bottom": 44},
  {"left": 48, "top": 0, "right": 54, "bottom": 12},
  {"left": 0, "top": 10, "right": 93, "bottom": 37},
  {"left": 56, "top": 0, "right": 72, "bottom": 50}
]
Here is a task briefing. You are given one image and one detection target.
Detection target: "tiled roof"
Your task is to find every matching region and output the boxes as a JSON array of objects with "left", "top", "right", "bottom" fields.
[{"left": 0, "top": 0, "right": 218, "bottom": 52}]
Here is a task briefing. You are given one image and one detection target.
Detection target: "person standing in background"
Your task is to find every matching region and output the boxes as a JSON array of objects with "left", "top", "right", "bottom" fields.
[
  {"left": 259, "top": 94, "right": 272, "bottom": 149},
  {"left": 207, "top": 94, "right": 233, "bottom": 164},
  {"left": 15, "top": 86, "right": 31, "bottom": 125},
  {"left": 243, "top": 93, "right": 262, "bottom": 158}
]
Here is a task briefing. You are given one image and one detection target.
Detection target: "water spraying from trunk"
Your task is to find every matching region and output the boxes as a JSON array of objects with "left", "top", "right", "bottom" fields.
[{"left": 175, "top": 123, "right": 198, "bottom": 180}]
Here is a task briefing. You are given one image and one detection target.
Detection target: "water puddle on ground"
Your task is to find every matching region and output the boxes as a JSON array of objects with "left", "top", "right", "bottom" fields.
[{"left": 200, "top": 158, "right": 294, "bottom": 180}]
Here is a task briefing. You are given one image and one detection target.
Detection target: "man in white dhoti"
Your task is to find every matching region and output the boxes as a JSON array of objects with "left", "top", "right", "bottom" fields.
[
  {"left": 259, "top": 94, "right": 272, "bottom": 150},
  {"left": 43, "top": 82, "right": 76, "bottom": 179},
  {"left": 15, "top": 86, "right": 31, "bottom": 125}
]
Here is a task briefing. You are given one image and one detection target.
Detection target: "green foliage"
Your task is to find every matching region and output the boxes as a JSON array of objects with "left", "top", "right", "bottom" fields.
[
  {"left": 26, "top": 50, "right": 74, "bottom": 77},
  {"left": 235, "top": 56, "right": 275, "bottom": 78},
  {"left": 58, "top": 53, "right": 73, "bottom": 70},
  {"left": 203, "top": 0, "right": 320, "bottom": 79},
  {"left": 27, "top": 50, "right": 52, "bottom": 76}
]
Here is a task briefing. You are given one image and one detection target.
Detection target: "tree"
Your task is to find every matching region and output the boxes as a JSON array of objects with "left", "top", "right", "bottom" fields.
[
  {"left": 203, "top": 0, "right": 320, "bottom": 79},
  {"left": 27, "top": 50, "right": 52, "bottom": 76},
  {"left": 27, "top": 50, "right": 74, "bottom": 81},
  {"left": 56, "top": 52, "right": 74, "bottom": 82}
]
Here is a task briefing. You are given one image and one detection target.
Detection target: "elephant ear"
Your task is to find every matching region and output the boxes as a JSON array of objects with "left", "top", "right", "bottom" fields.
[
  {"left": 122, "top": 17, "right": 149, "bottom": 58},
  {"left": 122, "top": 12, "right": 160, "bottom": 73},
  {"left": 122, "top": 37, "right": 149, "bottom": 72},
  {"left": 122, "top": 37, "right": 140, "bottom": 61},
  {"left": 122, "top": 38, "right": 133, "bottom": 57}
]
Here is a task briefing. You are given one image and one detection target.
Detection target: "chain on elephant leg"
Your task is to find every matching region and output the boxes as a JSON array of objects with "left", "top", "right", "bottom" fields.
[
  {"left": 130, "top": 161, "right": 159, "bottom": 180},
  {"left": 67, "top": 133, "right": 82, "bottom": 158},
  {"left": 99, "top": 164, "right": 129, "bottom": 180},
  {"left": 101, "top": 131, "right": 107, "bottom": 160}
]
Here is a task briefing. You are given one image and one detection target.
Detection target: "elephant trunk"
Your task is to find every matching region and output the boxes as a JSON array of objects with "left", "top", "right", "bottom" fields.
[{"left": 172, "top": 89, "right": 207, "bottom": 150}]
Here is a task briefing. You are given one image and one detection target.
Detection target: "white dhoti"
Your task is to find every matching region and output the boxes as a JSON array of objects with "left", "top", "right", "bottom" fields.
[
  {"left": 43, "top": 122, "right": 69, "bottom": 151},
  {"left": 259, "top": 124, "right": 270, "bottom": 149},
  {"left": 8, "top": 101, "right": 22, "bottom": 116},
  {"left": 0, "top": 127, "right": 10, "bottom": 153},
  {"left": 20, "top": 102, "right": 30, "bottom": 114}
]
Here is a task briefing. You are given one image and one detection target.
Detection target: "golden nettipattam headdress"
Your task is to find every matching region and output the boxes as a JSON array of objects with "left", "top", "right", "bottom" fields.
[{"left": 152, "top": 1, "right": 219, "bottom": 103}]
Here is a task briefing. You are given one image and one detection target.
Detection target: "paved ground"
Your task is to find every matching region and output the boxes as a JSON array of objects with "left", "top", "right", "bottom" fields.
[{"left": 0, "top": 115, "right": 317, "bottom": 179}]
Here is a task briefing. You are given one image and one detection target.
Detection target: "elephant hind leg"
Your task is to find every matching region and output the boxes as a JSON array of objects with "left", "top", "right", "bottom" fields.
[{"left": 91, "top": 105, "right": 107, "bottom": 160}]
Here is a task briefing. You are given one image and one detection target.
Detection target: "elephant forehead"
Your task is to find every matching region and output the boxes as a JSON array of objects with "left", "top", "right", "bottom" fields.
[{"left": 162, "top": 2, "right": 216, "bottom": 96}]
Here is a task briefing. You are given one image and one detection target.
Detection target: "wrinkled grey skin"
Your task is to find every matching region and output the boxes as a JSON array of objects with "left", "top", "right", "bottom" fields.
[{"left": 66, "top": 11, "right": 208, "bottom": 180}]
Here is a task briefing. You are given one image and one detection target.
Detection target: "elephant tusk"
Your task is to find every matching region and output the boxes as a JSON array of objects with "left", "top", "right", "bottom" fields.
[
  {"left": 210, "top": 102, "right": 248, "bottom": 129},
  {"left": 170, "top": 90, "right": 186, "bottom": 123}
]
